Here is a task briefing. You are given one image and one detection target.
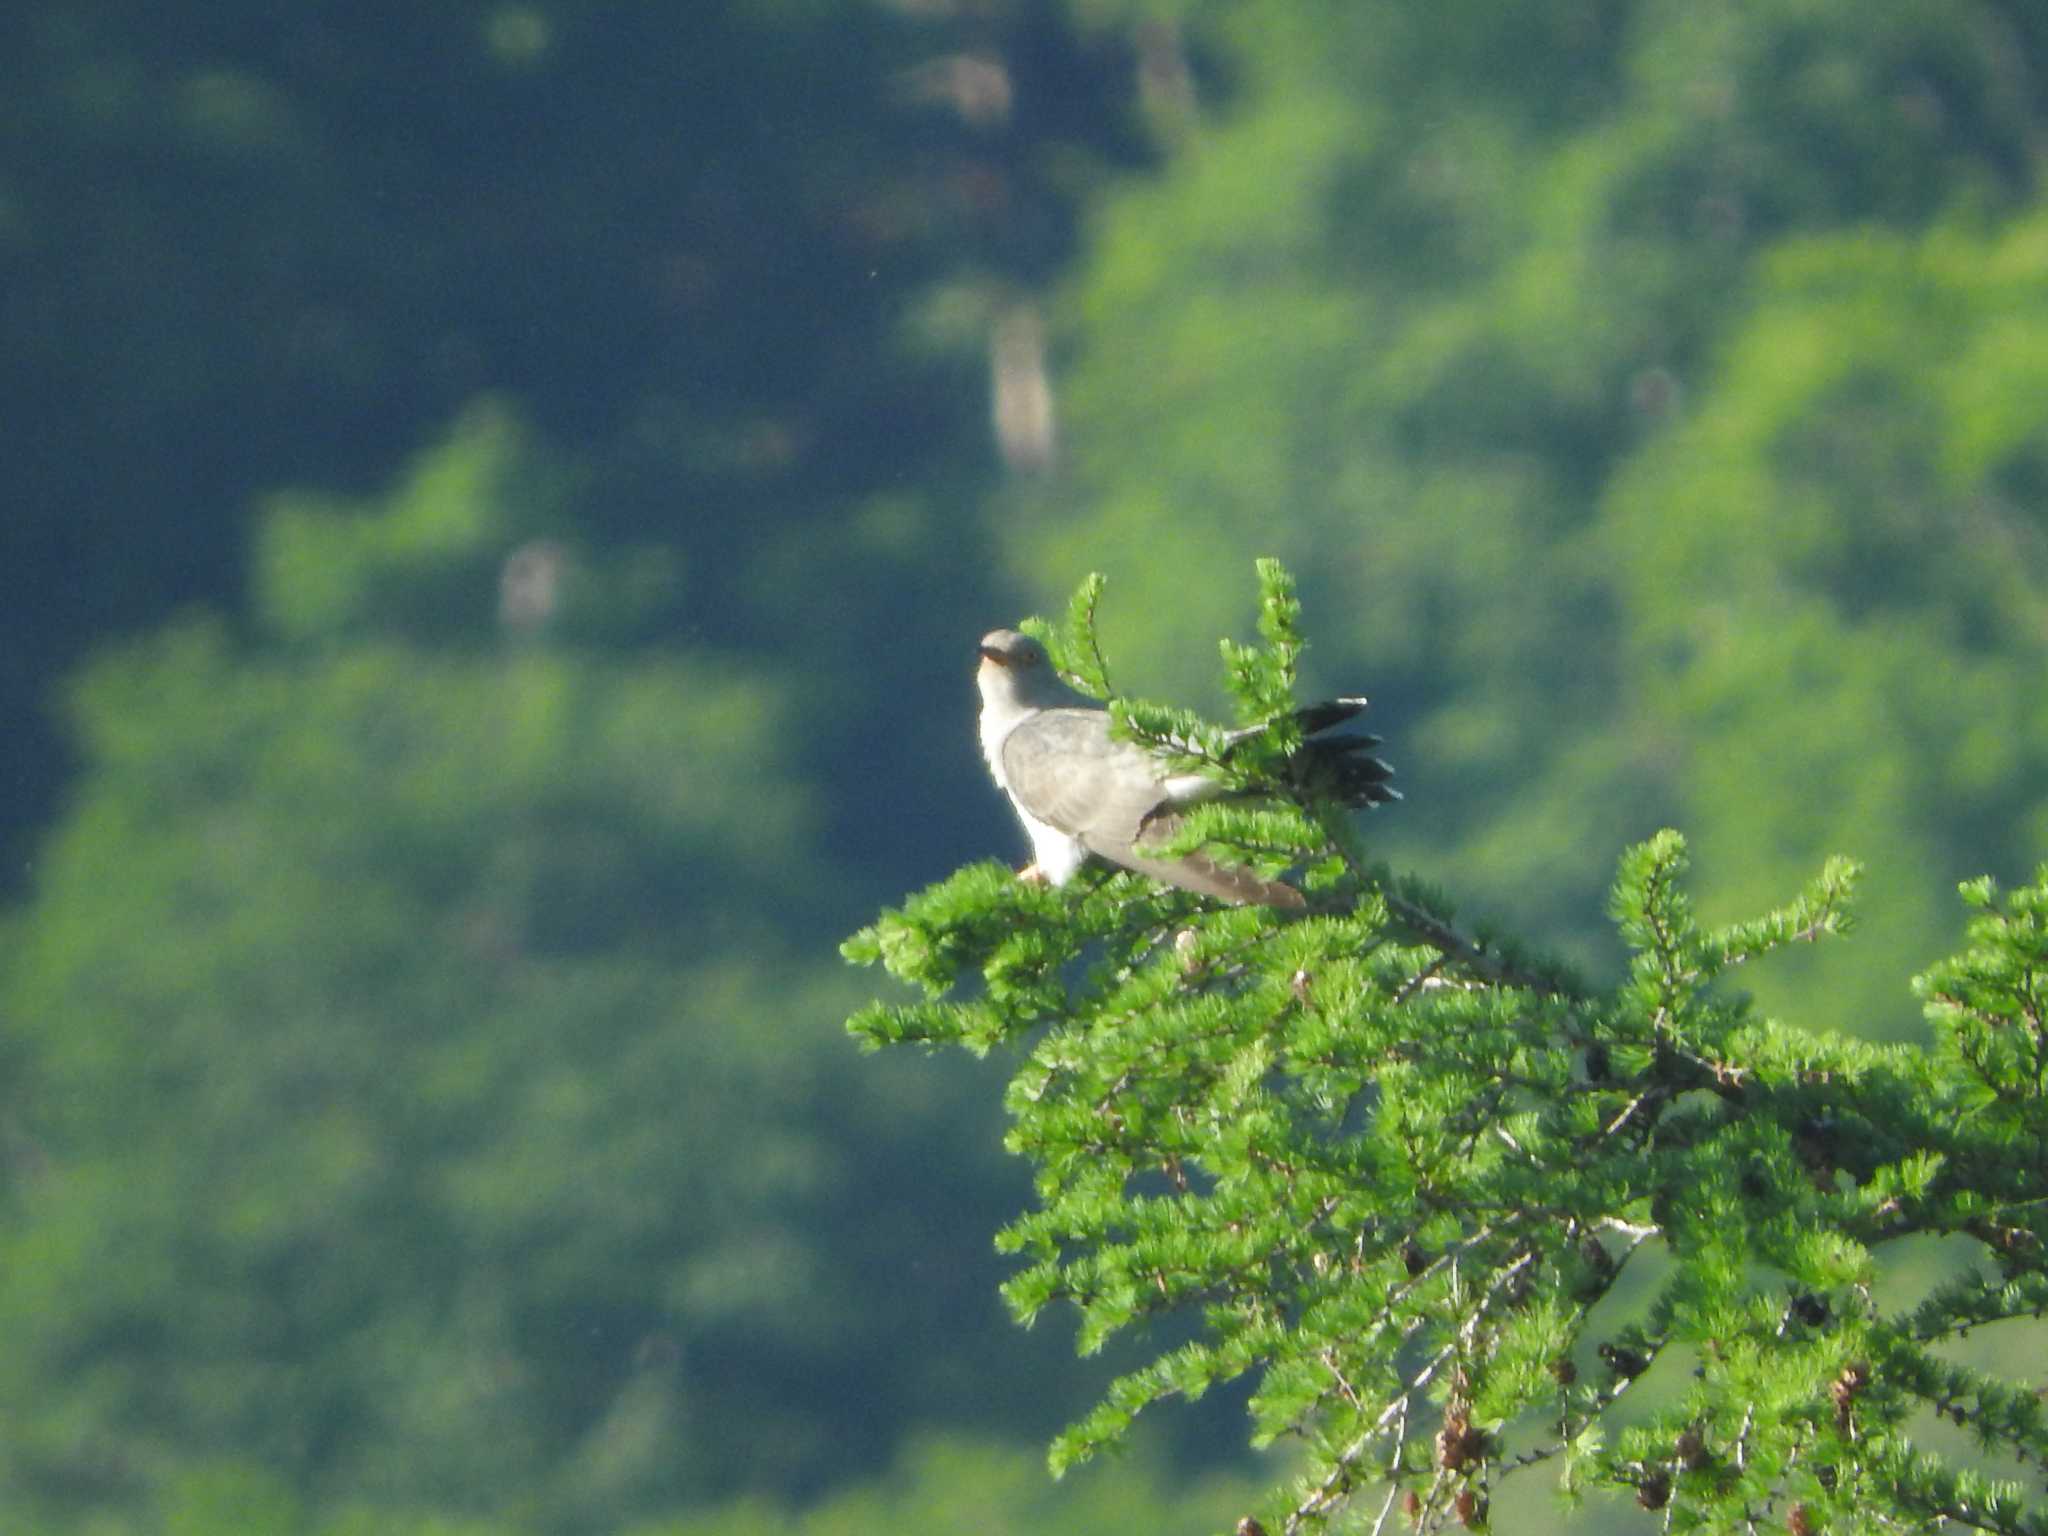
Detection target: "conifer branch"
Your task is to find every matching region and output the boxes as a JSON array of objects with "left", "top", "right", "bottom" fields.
[{"left": 843, "top": 568, "right": 2048, "bottom": 1534}]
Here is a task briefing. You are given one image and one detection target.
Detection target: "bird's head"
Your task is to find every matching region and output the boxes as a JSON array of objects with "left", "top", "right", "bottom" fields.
[
  {"left": 977, "top": 629, "right": 1063, "bottom": 711},
  {"left": 977, "top": 629, "right": 1048, "bottom": 670}
]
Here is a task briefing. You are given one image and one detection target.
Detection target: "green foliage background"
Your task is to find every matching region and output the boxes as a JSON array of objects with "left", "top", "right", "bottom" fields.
[{"left": 1, "top": 2, "right": 2044, "bottom": 1532}]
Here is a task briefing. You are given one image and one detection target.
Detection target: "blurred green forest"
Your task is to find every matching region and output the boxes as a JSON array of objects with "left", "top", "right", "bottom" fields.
[{"left": 1, "top": 2, "right": 2044, "bottom": 1533}]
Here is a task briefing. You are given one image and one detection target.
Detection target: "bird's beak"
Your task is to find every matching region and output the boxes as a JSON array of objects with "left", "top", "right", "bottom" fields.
[{"left": 977, "top": 644, "right": 1008, "bottom": 667}]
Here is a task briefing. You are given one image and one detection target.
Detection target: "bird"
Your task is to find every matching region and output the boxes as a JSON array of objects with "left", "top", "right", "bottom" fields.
[{"left": 975, "top": 629, "right": 1396, "bottom": 907}]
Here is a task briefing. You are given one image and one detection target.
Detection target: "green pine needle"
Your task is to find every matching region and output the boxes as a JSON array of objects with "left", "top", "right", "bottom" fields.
[{"left": 843, "top": 560, "right": 2048, "bottom": 1534}]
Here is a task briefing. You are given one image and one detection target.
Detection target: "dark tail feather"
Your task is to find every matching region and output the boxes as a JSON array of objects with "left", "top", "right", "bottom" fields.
[
  {"left": 1223, "top": 696, "right": 1399, "bottom": 809},
  {"left": 1293, "top": 733, "right": 1400, "bottom": 807},
  {"left": 1290, "top": 697, "right": 1371, "bottom": 737}
]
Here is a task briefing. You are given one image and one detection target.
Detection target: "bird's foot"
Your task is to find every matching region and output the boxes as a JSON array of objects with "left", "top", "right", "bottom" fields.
[{"left": 1016, "top": 863, "right": 1051, "bottom": 886}]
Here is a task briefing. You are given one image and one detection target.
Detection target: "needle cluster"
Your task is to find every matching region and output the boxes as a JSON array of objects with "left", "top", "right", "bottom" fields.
[{"left": 845, "top": 564, "right": 2048, "bottom": 1535}]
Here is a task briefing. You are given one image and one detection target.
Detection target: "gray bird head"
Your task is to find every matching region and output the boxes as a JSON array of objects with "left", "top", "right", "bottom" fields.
[{"left": 977, "top": 629, "right": 1077, "bottom": 712}]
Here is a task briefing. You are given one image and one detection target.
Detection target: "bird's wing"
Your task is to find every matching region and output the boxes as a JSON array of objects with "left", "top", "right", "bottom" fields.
[
  {"left": 1000, "top": 708, "right": 1177, "bottom": 845},
  {"left": 1003, "top": 708, "right": 1302, "bottom": 907},
  {"left": 1121, "top": 815, "right": 1306, "bottom": 908}
]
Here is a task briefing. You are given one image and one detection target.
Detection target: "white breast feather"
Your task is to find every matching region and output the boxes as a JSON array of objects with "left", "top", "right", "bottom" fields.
[{"left": 982, "top": 708, "right": 1090, "bottom": 885}]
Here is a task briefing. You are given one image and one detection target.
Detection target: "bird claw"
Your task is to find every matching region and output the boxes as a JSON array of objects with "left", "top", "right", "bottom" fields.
[{"left": 1016, "top": 863, "right": 1051, "bottom": 886}]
